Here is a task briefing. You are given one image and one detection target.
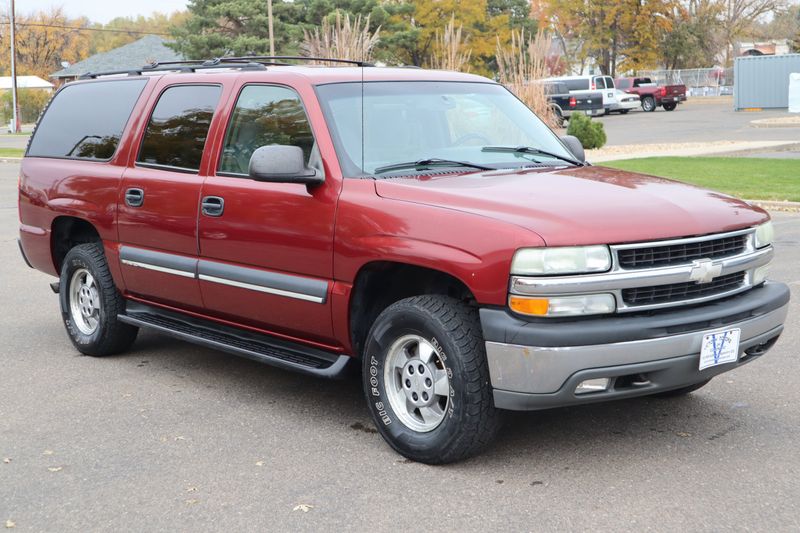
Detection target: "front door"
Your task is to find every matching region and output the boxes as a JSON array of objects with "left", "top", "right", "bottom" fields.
[
  {"left": 197, "top": 83, "right": 340, "bottom": 344},
  {"left": 117, "top": 83, "right": 223, "bottom": 310}
]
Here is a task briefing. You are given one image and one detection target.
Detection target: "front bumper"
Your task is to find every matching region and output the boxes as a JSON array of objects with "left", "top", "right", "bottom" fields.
[{"left": 481, "top": 282, "right": 789, "bottom": 410}]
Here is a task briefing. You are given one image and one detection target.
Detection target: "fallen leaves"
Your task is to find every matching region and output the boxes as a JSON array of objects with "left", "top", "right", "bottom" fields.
[
  {"left": 43, "top": 450, "right": 53, "bottom": 456},
  {"left": 186, "top": 487, "right": 198, "bottom": 493},
  {"left": 255, "top": 461, "right": 265, "bottom": 467},
  {"left": 293, "top": 504, "right": 314, "bottom": 513},
  {"left": 47, "top": 466, "right": 63, "bottom": 472},
  {"left": 2, "top": 458, "right": 9, "bottom": 464},
  {"left": 675, "top": 431, "right": 692, "bottom": 438},
  {"left": 5, "top": 520, "right": 15, "bottom": 529},
  {"left": 185, "top": 499, "right": 199, "bottom": 505}
]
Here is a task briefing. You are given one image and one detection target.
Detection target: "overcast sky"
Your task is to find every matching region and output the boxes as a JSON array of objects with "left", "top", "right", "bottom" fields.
[{"left": 13, "top": 0, "right": 190, "bottom": 23}]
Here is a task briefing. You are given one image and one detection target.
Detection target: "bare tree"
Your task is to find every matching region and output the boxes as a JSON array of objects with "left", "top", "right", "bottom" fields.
[{"left": 720, "top": 0, "right": 784, "bottom": 65}]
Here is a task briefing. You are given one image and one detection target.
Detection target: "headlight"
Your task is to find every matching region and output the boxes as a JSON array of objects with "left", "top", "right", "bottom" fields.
[
  {"left": 511, "top": 246, "right": 611, "bottom": 275},
  {"left": 754, "top": 221, "right": 774, "bottom": 249},
  {"left": 509, "top": 294, "right": 616, "bottom": 317}
]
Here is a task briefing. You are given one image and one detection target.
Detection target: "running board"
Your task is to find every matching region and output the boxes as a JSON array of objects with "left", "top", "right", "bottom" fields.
[{"left": 119, "top": 302, "right": 352, "bottom": 379}]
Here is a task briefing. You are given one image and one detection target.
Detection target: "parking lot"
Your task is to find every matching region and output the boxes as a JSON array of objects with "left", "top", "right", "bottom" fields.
[
  {"left": 595, "top": 98, "right": 800, "bottom": 146},
  {"left": 1, "top": 158, "right": 799, "bottom": 530}
]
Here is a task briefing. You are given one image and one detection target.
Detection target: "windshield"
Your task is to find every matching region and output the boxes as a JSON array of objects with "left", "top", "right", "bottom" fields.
[{"left": 315, "top": 81, "right": 574, "bottom": 177}]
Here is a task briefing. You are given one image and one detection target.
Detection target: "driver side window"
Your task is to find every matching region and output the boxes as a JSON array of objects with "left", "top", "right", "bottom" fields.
[{"left": 219, "top": 85, "right": 319, "bottom": 175}]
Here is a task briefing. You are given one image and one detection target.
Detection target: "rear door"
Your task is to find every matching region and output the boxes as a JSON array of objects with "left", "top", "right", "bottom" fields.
[
  {"left": 196, "top": 82, "right": 340, "bottom": 344},
  {"left": 117, "top": 82, "right": 223, "bottom": 310}
]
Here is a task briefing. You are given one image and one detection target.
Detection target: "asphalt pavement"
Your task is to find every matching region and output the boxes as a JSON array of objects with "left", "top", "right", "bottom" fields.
[
  {"left": 595, "top": 98, "right": 800, "bottom": 147},
  {"left": 1, "top": 161, "right": 799, "bottom": 531}
]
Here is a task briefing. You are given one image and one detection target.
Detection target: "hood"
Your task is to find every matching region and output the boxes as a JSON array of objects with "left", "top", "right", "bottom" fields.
[{"left": 374, "top": 165, "right": 769, "bottom": 247}]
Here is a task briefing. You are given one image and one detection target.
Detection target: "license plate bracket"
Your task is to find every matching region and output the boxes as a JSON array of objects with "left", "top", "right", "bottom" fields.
[{"left": 699, "top": 328, "right": 741, "bottom": 370}]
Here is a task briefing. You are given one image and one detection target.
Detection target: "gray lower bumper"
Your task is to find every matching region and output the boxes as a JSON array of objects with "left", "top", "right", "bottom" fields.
[{"left": 482, "top": 283, "right": 790, "bottom": 411}]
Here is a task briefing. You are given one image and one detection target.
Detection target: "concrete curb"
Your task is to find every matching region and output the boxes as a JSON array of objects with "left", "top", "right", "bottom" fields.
[
  {"left": 751, "top": 118, "right": 800, "bottom": 129},
  {"left": 747, "top": 200, "right": 800, "bottom": 213},
  {"left": 0, "top": 157, "right": 22, "bottom": 163}
]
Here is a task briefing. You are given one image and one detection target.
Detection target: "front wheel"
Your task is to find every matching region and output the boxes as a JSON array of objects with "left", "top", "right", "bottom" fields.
[
  {"left": 59, "top": 243, "right": 138, "bottom": 356},
  {"left": 662, "top": 102, "right": 677, "bottom": 111},
  {"left": 362, "top": 295, "right": 500, "bottom": 464}
]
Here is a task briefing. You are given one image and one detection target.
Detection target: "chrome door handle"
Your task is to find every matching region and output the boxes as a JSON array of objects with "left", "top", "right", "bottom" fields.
[
  {"left": 201, "top": 196, "right": 225, "bottom": 217},
  {"left": 125, "top": 188, "right": 144, "bottom": 207}
]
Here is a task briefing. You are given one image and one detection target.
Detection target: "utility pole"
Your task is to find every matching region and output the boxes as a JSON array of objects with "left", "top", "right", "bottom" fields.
[
  {"left": 267, "top": 0, "right": 275, "bottom": 56},
  {"left": 9, "top": 0, "right": 20, "bottom": 133}
]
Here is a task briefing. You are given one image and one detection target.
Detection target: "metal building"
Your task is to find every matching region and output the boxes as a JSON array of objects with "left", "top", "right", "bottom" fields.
[{"left": 734, "top": 53, "right": 800, "bottom": 110}]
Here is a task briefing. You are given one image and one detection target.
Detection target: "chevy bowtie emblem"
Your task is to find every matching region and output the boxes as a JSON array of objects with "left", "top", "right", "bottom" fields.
[{"left": 689, "top": 259, "right": 722, "bottom": 284}]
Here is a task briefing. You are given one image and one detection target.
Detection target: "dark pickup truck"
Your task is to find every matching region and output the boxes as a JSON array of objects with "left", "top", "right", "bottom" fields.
[
  {"left": 542, "top": 81, "right": 604, "bottom": 125},
  {"left": 615, "top": 77, "right": 687, "bottom": 112}
]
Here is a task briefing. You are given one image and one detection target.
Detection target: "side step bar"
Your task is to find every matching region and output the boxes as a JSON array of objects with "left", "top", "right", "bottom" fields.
[{"left": 119, "top": 301, "right": 352, "bottom": 379}]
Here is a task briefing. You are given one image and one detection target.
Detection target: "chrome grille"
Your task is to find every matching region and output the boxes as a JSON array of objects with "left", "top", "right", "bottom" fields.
[
  {"left": 621, "top": 272, "right": 746, "bottom": 306},
  {"left": 617, "top": 234, "right": 747, "bottom": 269}
]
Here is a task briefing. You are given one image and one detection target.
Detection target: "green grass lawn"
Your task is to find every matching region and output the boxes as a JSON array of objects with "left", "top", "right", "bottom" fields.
[
  {"left": 602, "top": 157, "right": 800, "bottom": 202},
  {"left": 0, "top": 148, "right": 24, "bottom": 158}
]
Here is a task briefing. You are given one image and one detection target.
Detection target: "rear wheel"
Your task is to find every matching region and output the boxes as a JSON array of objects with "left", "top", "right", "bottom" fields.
[
  {"left": 653, "top": 379, "right": 711, "bottom": 398},
  {"left": 362, "top": 295, "right": 500, "bottom": 464},
  {"left": 59, "top": 243, "right": 138, "bottom": 356},
  {"left": 642, "top": 96, "right": 656, "bottom": 112},
  {"left": 662, "top": 102, "right": 677, "bottom": 111}
]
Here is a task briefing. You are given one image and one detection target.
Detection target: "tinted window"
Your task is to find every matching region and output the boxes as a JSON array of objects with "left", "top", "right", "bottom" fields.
[
  {"left": 594, "top": 77, "right": 606, "bottom": 89},
  {"left": 633, "top": 78, "right": 653, "bottom": 87},
  {"left": 138, "top": 85, "right": 221, "bottom": 171},
  {"left": 617, "top": 79, "right": 631, "bottom": 89},
  {"left": 219, "top": 85, "right": 316, "bottom": 175},
  {"left": 564, "top": 79, "right": 590, "bottom": 91},
  {"left": 27, "top": 79, "right": 147, "bottom": 160},
  {"left": 604, "top": 77, "right": 615, "bottom": 89}
]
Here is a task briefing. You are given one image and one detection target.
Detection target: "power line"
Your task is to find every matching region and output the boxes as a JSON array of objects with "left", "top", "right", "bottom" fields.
[{"left": 0, "top": 21, "right": 171, "bottom": 36}]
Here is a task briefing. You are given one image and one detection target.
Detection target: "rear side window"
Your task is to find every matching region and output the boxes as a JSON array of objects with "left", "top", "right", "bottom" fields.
[
  {"left": 604, "top": 77, "right": 615, "bottom": 89},
  {"left": 137, "top": 84, "right": 222, "bottom": 172},
  {"left": 564, "top": 79, "right": 590, "bottom": 91},
  {"left": 27, "top": 79, "right": 147, "bottom": 161},
  {"left": 594, "top": 77, "right": 606, "bottom": 89}
]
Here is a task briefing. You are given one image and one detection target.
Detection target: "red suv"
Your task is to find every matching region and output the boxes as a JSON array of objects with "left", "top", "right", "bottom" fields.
[{"left": 18, "top": 58, "right": 789, "bottom": 463}]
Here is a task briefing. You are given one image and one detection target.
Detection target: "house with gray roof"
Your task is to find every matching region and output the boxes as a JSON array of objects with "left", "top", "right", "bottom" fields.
[{"left": 51, "top": 35, "right": 184, "bottom": 84}]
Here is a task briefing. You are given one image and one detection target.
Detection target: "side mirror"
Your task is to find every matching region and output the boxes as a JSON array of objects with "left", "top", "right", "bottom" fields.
[
  {"left": 248, "top": 145, "right": 324, "bottom": 185},
  {"left": 560, "top": 135, "right": 586, "bottom": 164}
]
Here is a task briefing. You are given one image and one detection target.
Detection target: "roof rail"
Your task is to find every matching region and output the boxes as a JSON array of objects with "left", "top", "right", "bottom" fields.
[
  {"left": 78, "top": 60, "right": 267, "bottom": 79},
  {"left": 77, "top": 55, "right": 371, "bottom": 80},
  {"left": 221, "top": 55, "right": 374, "bottom": 67}
]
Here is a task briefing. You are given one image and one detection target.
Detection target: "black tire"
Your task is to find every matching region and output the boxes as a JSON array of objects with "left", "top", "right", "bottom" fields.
[
  {"left": 620, "top": 109, "right": 630, "bottom": 114},
  {"left": 362, "top": 295, "right": 500, "bottom": 464},
  {"left": 59, "top": 243, "right": 138, "bottom": 356},
  {"left": 552, "top": 106, "right": 564, "bottom": 127},
  {"left": 652, "top": 379, "right": 711, "bottom": 398},
  {"left": 642, "top": 96, "right": 656, "bottom": 112},
  {"left": 662, "top": 102, "right": 677, "bottom": 111}
]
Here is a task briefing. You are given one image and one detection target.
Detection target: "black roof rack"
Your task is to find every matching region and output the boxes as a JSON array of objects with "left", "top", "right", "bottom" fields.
[
  {"left": 78, "top": 55, "right": 372, "bottom": 80},
  {"left": 220, "top": 55, "right": 374, "bottom": 67}
]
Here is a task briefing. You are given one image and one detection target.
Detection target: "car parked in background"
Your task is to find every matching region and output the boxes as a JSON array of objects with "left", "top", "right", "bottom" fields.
[
  {"left": 615, "top": 77, "right": 687, "bottom": 112},
  {"left": 542, "top": 81, "right": 604, "bottom": 125},
  {"left": 608, "top": 89, "right": 640, "bottom": 114},
  {"left": 543, "top": 75, "right": 619, "bottom": 114}
]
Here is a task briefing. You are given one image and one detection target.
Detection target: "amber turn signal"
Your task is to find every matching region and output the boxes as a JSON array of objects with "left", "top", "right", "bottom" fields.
[{"left": 509, "top": 296, "right": 549, "bottom": 316}]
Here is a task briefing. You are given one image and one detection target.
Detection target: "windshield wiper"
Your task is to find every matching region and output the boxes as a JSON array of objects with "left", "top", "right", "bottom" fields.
[
  {"left": 481, "top": 146, "right": 585, "bottom": 167},
  {"left": 374, "top": 158, "right": 494, "bottom": 175}
]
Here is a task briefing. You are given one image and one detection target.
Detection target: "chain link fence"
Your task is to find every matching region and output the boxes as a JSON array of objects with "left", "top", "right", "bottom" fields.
[{"left": 636, "top": 68, "right": 734, "bottom": 97}]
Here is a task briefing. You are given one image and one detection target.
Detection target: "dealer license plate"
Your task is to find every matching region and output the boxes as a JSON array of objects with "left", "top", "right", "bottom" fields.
[{"left": 699, "top": 328, "right": 741, "bottom": 370}]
